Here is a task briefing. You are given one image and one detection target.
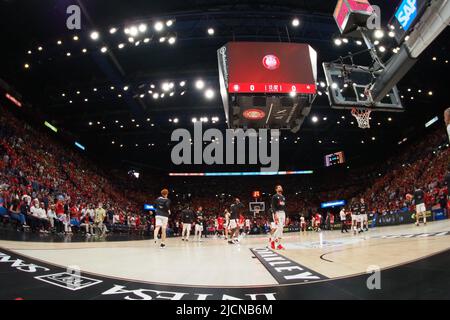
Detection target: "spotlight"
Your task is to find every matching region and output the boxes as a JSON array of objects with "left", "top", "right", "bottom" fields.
[
  {"left": 118, "top": 43, "right": 125, "bottom": 49},
  {"left": 24, "top": 63, "right": 30, "bottom": 69},
  {"left": 66, "top": 52, "right": 71, "bottom": 57},
  {"left": 129, "top": 26, "right": 138, "bottom": 36},
  {"left": 356, "top": 40, "right": 363, "bottom": 45},
  {"left": 82, "top": 48, "right": 87, "bottom": 53},
  {"left": 159, "top": 37, "right": 166, "bottom": 43},
  {"left": 342, "top": 38, "right": 349, "bottom": 43},
  {"left": 180, "top": 81, "right": 186, "bottom": 87},
  {"left": 38, "top": 46, "right": 43, "bottom": 51},
  {"left": 154, "top": 21, "right": 164, "bottom": 32},
  {"left": 143, "top": 38, "right": 150, "bottom": 43},
  {"left": 205, "top": 89, "right": 215, "bottom": 99},
  {"left": 73, "top": 35, "right": 79, "bottom": 41},
  {"left": 166, "top": 20, "right": 174, "bottom": 27},
  {"left": 192, "top": 118, "right": 197, "bottom": 123},
  {"left": 195, "top": 80, "right": 205, "bottom": 90},
  {"left": 168, "top": 37, "right": 176, "bottom": 45},
  {"left": 173, "top": 118, "right": 179, "bottom": 123},
  {"left": 128, "top": 37, "right": 135, "bottom": 43},
  {"left": 109, "top": 27, "right": 117, "bottom": 34},
  {"left": 100, "top": 47, "right": 108, "bottom": 53},
  {"left": 90, "top": 31, "right": 99, "bottom": 40},
  {"left": 334, "top": 38, "right": 342, "bottom": 46},
  {"left": 207, "top": 28, "right": 215, "bottom": 35},
  {"left": 292, "top": 18, "right": 300, "bottom": 27},
  {"left": 57, "top": 40, "right": 62, "bottom": 45},
  {"left": 162, "top": 82, "right": 171, "bottom": 91},
  {"left": 378, "top": 46, "right": 386, "bottom": 53},
  {"left": 123, "top": 86, "right": 129, "bottom": 91},
  {"left": 374, "top": 29, "right": 384, "bottom": 39},
  {"left": 138, "top": 23, "right": 147, "bottom": 33},
  {"left": 388, "top": 31, "right": 395, "bottom": 38},
  {"left": 312, "top": 116, "right": 319, "bottom": 123}
]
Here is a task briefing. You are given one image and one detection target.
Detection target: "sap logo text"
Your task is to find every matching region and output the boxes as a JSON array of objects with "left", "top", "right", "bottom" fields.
[{"left": 395, "top": 0, "right": 417, "bottom": 31}]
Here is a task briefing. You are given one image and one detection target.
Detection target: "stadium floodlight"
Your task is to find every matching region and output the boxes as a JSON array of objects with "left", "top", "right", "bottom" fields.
[
  {"left": 195, "top": 80, "right": 205, "bottom": 90},
  {"left": 154, "top": 21, "right": 164, "bottom": 32},
  {"left": 90, "top": 31, "right": 99, "bottom": 40},
  {"left": 205, "top": 89, "right": 215, "bottom": 99}
]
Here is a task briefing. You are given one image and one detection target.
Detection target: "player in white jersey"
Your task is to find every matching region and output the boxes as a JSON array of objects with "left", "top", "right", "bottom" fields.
[{"left": 224, "top": 209, "right": 231, "bottom": 241}]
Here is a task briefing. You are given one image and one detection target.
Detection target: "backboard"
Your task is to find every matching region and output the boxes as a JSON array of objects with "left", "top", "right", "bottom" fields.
[{"left": 323, "top": 62, "right": 404, "bottom": 112}]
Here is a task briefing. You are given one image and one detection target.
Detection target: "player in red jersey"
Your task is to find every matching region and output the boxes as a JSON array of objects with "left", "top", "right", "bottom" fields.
[{"left": 217, "top": 215, "right": 225, "bottom": 238}]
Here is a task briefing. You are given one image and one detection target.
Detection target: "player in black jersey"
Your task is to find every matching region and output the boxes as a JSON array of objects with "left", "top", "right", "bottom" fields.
[
  {"left": 194, "top": 206, "right": 205, "bottom": 242},
  {"left": 154, "top": 189, "right": 171, "bottom": 248},
  {"left": 228, "top": 197, "right": 244, "bottom": 244},
  {"left": 181, "top": 205, "right": 195, "bottom": 241},
  {"left": 269, "top": 185, "right": 286, "bottom": 250},
  {"left": 414, "top": 187, "right": 427, "bottom": 226},
  {"left": 350, "top": 198, "right": 361, "bottom": 235},
  {"left": 360, "top": 198, "right": 369, "bottom": 232}
]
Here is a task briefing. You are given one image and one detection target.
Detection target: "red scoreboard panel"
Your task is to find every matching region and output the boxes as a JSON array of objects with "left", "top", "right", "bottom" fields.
[
  {"left": 218, "top": 42, "right": 318, "bottom": 132},
  {"left": 223, "top": 42, "right": 317, "bottom": 94}
]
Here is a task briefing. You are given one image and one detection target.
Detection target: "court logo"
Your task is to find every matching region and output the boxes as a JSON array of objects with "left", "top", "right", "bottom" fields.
[
  {"left": 262, "top": 55, "right": 280, "bottom": 70},
  {"left": 66, "top": 5, "right": 81, "bottom": 30},
  {"left": 171, "top": 122, "right": 280, "bottom": 172},
  {"left": 366, "top": 265, "right": 381, "bottom": 290},
  {"left": 35, "top": 267, "right": 102, "bottom": 291}
]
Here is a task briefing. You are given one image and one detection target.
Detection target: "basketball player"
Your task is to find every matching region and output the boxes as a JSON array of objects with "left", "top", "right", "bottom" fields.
[
  {"left": 360, "top": 198, "right": 369, "bottom": 231},
  {"left": 154, "top": 189, "right": 171, "bottom": 249},
  {"left": 194, "top": 206, "right": 204, "bottom": 242},
  {"left": 340, "top": 207, "right": 348, "bottom": 233},
  {"left": 224, "top": 208, "right": 231, "bottom": 241},
  {"left": 350, "top": 198, "right": 361, "bottom": 235},
  {"left": 444, "top": 108, "right": 450, "bottom": 142},
  {"left": 300, "top": 214, "right": 306, "bottom": 233},
  {"left": 181, "top": 205, "right": 194, "bottom": 241},
  {"left": 414, "top": 186, "right": 427, "bottom": 226},
  {"left": 228, "top": 197, "right": 244, "bottom": 244},
  {"left": 270, "top": 185, "right": 286, "bottom": 250},
  {"left": 217, "top": 214, "right": 225, "bottom": 238}
]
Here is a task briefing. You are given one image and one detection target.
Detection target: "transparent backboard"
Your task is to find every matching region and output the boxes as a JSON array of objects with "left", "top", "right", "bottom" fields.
[{"left": 323, "top": 62, "right": 404, "bottom": 112}]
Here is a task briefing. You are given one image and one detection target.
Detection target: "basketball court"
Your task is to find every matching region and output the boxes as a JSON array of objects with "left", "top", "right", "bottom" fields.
[{"left": 1, "top": 219, "right": 450, "bottom": 300}]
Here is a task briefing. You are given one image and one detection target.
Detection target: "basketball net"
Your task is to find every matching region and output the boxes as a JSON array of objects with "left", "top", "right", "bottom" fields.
[{"left": 351, "top": 108, "right": 372, "bottom": 129}]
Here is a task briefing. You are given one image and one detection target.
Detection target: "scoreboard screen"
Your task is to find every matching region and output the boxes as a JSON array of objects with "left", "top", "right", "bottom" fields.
[
  {"left": 221, "top": 42, "right": 317, "bottom": 94},
  {"left": 324, "top": 151, "right": 346, "bottom": 167}
]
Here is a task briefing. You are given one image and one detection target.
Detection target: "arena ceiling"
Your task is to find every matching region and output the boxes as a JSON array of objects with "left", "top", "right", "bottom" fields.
[{"left": 0, "top": 0, "right": 449, "bottom": 173}]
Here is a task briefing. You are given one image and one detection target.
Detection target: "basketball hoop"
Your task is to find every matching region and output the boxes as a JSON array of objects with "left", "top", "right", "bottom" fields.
[{"left": 351, "top": 108, "right": 372, "bottom": 129}]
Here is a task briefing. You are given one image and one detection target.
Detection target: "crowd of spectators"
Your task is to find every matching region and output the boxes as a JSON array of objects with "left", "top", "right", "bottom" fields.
[{"left": 1, "top": 106, "right": 449, "bottom": 238}]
